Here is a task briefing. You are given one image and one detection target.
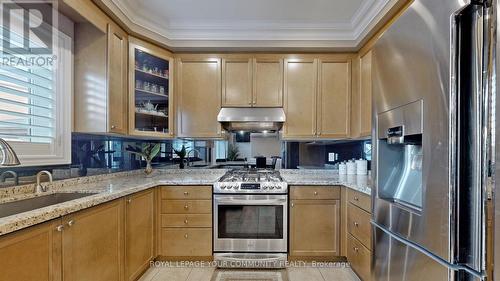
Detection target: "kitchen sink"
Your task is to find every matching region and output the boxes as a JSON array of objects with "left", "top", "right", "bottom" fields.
[{"left": 0, "top": 192, "right": 99, "bottom": 219}]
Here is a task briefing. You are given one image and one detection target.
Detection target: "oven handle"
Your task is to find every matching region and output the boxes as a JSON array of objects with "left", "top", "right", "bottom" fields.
[{"left": 215, "top": 198, "right": 287, "bottom": 205}]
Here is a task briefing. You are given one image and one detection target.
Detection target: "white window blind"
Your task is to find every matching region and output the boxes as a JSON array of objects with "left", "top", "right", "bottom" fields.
[{"left": 0, "top": 10, "right": 72, "bottom": 166}]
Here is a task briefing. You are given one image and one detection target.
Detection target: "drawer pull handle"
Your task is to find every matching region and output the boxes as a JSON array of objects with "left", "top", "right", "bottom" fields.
[
  {"left": 184, "top": 191, "right": 189, "bottom": 196},
  {"left": 67, "top": 220, "right": 74, "bottom": 227},
  {"left": 184, "top": 234, "right": 188, "bottom": 239},
  {"left": 314, "top": 191, "right": 318, "bottom": 196},
  {"left": 353, "top": 196, "right": 359, "bottom": 201},
  {"left": 184, "top": 205, "right": 189, "bottom": 210},
  {"left": 354, "top": 222, "right": 359, "bottom": 227},
  {"left": 56, "top": 225, "right": 64, "bottom": 232},
  {"left": 353, "top": 247, "right": 359, "bottom": 252},
  {"left": 184, "top": 219, "right": 189, "bottom": 224}
]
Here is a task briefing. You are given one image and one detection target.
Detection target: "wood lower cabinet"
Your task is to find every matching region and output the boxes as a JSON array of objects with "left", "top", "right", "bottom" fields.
[
  {"left": 0, "top": 220, "right": 61, "bottom": 281},
  {"left": 176, "top": 57, "right": 222, "bottom": 138},
  {"left": 289, "top": 186, "right": 341, "bottom": 259},
  {"left": 125, "top": 190, "right": 155, "bottom": 281},
  {"left": 62, "top": 200, "right": 124, "bottom": 281},
  {"left": 347, "top": 234, "right": 371, "bottom": 281},
  {"left": 158, "top": 186, "right": 212, "bottom": 259}
]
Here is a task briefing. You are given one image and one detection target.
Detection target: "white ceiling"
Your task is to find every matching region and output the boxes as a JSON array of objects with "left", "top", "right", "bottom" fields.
[{"left": 107, "top": 0, "right": 396, "bottom": 51}]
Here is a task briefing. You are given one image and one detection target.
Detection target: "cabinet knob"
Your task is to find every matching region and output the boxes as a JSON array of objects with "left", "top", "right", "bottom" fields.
[
  {"left": 184, "top": 205, "right": 189, "bottom": 210},
  {"left": 56, "top": 225, "right": 64, "bottom": 232},
  {"left": 111, "top": 125, "right": 116, "bottom": 129},
  {"left": 183, "top": 191, "right": 189, "bottom": 196},
  {"left": 67, "top": 220, "right": 74, "bottom": 227},
  {"left": 354, "top": 222, "right": 359, "bottom": 227},
  {"left": 353, "top": 196, "right": 359, "bottom": 201},
  {"left": 127, "top": 198, "right": 132, "bottom": 203},
  {"left": 291, "top": 203, "right": 294, "bottom": 208},
  {"left": 314, "top": 191, "right": 318, "bottom": 196},
  {"left": 184, "top": 219, "right": 189, "bottom": 224},
  {"left": 353, "top": 247, "right": 359, "bottom": 252},
  {"left": 184, "top": 234, "right": 189, "bottom": 239}
]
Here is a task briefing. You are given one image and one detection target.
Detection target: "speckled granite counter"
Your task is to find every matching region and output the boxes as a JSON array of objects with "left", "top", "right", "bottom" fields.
[
  {"left": 0, "top": 169, "right": 228, "bottom": 236},
  {"left": 280, "top": 169, "right": 371, "bottom": 195},
  {"left": 0, "top": 168, "right": 371, "bottom": 237}
]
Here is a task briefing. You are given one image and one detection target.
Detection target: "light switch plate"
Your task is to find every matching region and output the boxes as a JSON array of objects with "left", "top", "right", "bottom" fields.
[{"left": 328, "top": 153, "right": 336, "bottom": 162}]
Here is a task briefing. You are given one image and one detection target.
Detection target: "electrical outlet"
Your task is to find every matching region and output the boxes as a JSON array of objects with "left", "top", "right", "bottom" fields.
[{"left": 328, "top": 153, "right": 336, "bottom": 162}]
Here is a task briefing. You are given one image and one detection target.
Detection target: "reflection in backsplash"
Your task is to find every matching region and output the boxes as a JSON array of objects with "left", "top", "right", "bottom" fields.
[
  {"left": 283, "top": 140, "right": 371, "bottom": 169},
  {"left": 0, "top": 133, "right": 206, "bottom": 188}
]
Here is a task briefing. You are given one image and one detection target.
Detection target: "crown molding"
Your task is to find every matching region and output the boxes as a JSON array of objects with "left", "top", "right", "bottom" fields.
[{"left": 97, "top": 0, "right": 396, "bottom": 51}]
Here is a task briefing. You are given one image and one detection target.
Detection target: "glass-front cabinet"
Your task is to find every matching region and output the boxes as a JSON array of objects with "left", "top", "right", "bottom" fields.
[{"left": 128, "top": 37, "right": 174, "bottom": 137}]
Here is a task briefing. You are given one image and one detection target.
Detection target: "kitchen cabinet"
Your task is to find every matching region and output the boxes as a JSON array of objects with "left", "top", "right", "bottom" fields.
[
  {"left": 290, "top": 186, "right": 341, "bottom": 258},
  {"left": 222, "top": 57, "right": 283, "bottom": 107},
  {"left": 71, "top": 1, "right": 129, "bottom": 135},
  {"left": 0, "top": 220, "right": 61, "bottom": 281},
  {"left": 176, "top": 57, "right": 222, "bottom": 138},
  {"left": 129, "top": 37, "right": 174, "bottom": 138},
  {"left": 222, "top": 58, "right": 253, "bottom": 107},
  {"left": 351, "top": 51, "right": 372, "bottom": 138},
  {"left": 283, "top": 57, "right": 352, "bottom": 139},
  {"left": 125, "top": 190, "right": 155, "bottom": 281},
  {"left": 283, "top": 59, "right": 318, "bottom": 139},
  {"left": 344, "top": 189, "right": 372, "bottom": 281},
  {"left": 158, "top": 186, "right": 212, "bottom": 259},
  {"left": 62, "top": 200, "right": 124, "bottom": 281},
  {"left": 317, "top": 60, "right": 351, "bottom": 138}
]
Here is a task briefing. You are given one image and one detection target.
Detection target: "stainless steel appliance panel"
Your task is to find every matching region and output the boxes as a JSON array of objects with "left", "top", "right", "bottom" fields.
[
  {"left": 213, "top": 194, "right": 288, "bottom": 253},
  {"left": 372, "top": 0, "right": 466, "bottom": 265}
]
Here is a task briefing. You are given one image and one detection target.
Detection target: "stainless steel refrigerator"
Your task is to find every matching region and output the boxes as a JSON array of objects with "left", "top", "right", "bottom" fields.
[{"left": 371, "top": 0, "right": 496, "bottom": 280}]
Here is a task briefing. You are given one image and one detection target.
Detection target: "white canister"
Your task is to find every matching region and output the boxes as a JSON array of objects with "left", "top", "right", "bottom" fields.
[
  {"left": 346, "top": 160, "right": 356, "bottom": 175},
  {"left": 356, "top": 159, "right": 368, "bottom": 175},
  {"left": 339, "top": 162, "right": 347, "bottom": 175}
]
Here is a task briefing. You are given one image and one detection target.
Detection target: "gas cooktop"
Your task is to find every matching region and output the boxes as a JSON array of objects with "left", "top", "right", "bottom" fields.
[{"left": 213, "top": 169, "right": 288, "bottom": 194}]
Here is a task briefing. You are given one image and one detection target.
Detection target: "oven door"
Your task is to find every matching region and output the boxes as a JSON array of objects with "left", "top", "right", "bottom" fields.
[{"left": 214, "top": 194, "right": 287, "bottom": 253}]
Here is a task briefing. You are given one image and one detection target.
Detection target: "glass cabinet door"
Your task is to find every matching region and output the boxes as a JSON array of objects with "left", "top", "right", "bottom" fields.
[{"left": 129, "top": 37, "right": 173, "bottom": 137}]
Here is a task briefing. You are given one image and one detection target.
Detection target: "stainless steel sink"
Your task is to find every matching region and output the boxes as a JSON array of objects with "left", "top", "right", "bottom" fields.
[{"left": 0, "top": 192, "right": 99, "bottom": 219}]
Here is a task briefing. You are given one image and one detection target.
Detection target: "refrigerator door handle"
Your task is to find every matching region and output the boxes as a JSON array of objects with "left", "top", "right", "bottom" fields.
[{"left": 372, "top": 221, "right": 486, "bottom": 279}]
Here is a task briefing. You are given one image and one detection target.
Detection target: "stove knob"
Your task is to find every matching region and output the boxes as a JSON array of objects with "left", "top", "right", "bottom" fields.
[
  {"left": 233, "top": 185, "right": 239, "bottom": 189},
  {"left": 276, "top": 186, "right": 282, "bottom": 189},
  {"left": 263, "top": 186, "right": 269, "bottom": 189},
  {"left": 221, "top": 186, "right": 226, "bottom": 189},
  {"left": 269, "top": 186, "right": 275, "bottom": 190},
  {"left": 227, "top": 186, "right": 232, "bottom": 189}
]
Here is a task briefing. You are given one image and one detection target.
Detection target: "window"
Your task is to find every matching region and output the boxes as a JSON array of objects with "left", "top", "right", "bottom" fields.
[{"left": 0, "top": 8, "right": 72, "bottom": 166}]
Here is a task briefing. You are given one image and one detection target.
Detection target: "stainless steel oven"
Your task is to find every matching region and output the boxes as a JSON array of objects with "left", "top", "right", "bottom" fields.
[{"left": 213, "top": 194, "right": 288, "bottom": 266}]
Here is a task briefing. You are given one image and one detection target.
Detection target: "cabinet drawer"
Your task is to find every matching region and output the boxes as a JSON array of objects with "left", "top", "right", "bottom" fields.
[
  {"left": 347, "top": 189, "right": 371, "bottom": 213},
  {"left": 161, "top": 200, "right": 212, "bottom": 214},
  {"left": 291, "top": 186, "right": 340, "bottom": 200},
  {"left": 347, "top": 234, "right": 371, "bottom": 281},
  {"left": 160, "top": 186, "right": 212, "bottom": 200},
  {"left": 347, "top": 204, "right": 372, "bottom": 250},
  {"left": 161, "top": 214, "right": 212, "bottom": 228},
  {"left": 161, "top": 228, "right": 212, "bottom": 257}
]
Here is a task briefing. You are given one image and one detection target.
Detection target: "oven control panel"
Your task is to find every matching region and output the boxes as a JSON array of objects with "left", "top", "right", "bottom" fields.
[{"left": 213, "top": 182, "right": 288, "bottom": 194}]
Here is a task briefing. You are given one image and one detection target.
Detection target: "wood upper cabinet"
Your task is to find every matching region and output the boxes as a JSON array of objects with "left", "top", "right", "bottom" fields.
[
  {"left": 0, "top": 220, "right": 61, "bottom": 281},
  {"left": 351, "top": 50, "right": 372, "bottom": 138},
  {"left": 222, "top": 58, "right": 253, "bottom": 107},
  {"left": 125, "top": 190, "right": 155, "bottom": 281},
  {"left": 62, "top": 200, "right": 124, "bottom": 281},
  {"left": 283, "top": 59, "right": 318, "bottom": 139},
  {"left": 107, "top": 23, "right": 128, "bottom": 134},
  {"left": 283, "top": 57, "right": 352, "bottom": 139},
  {"left": 317, "top": 60, "right": 351, "bottom": 138},
  {"left": 222, "top": 57, "right": 283, "bottom": 107},
  {"left": 176, "top": 57, "right": 222, "bottom": 138},
  {"left": 253, "top": 58, "right": 283, "bottom": 107},
  {"left": 290, "top": 199, "right": 340, "bottom": 257}
]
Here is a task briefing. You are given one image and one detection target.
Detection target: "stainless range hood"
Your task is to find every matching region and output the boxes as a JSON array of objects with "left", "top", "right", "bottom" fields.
[{"left": 217, "top": 108, "right": 286, "bottom": 132}]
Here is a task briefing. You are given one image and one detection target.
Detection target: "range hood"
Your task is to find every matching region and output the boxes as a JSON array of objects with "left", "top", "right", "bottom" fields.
[{"left": 217, "top": 107, "right": 286, "bottom": 132}]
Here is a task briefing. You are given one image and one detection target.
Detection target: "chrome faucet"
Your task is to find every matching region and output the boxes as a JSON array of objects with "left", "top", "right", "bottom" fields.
[
  {"left": 36, "top": 170, "right": 53, "bottom": 193},
  {"left": 0, "top": 171, "right": 18, "bottom": 186},
  {"left": 0, "top": 138, "right": 20, "bottom": 166},
  {"left": 187, "top": 149, "right": 202, "bottom": 167}
]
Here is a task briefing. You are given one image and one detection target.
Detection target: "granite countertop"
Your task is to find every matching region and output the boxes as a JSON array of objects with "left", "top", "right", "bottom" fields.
[
  {"left": 280, "top": 169, "right": 371, "bottom": 195},
  {"left": 0, "top": 168, "right": 371, "bottom": 236}
]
